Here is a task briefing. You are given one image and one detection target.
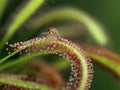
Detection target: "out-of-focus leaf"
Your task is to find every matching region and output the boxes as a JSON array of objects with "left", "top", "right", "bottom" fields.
[
  {"left": 82, "top": 44, "right": 120, "bottom": 80},
  {"left": 0, "top": 74, "right": 53, "bottom": 90},
  {"left": 28, "top": 61, "right": 65, "bottom": 88},
  {"left": 0, "top": 0, "right": 45, "bottom": 50},
  {"left": 31, "top": 8, "right": 107, "bottom": 45},
  {"left": 0, "top": 0, "right": 8, "bottom": 22}
]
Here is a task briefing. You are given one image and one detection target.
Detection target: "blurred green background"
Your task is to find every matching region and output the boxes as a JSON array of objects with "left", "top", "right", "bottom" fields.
[{"left": 1, "top": 0, "right": 120, "bottom": 90}]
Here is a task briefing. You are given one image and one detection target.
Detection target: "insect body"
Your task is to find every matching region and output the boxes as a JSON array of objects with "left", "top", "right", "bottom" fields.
[
  {"left": 47, "top": 27, "right": 60, "bottom": 38},
  {"left": 40, "top": 27, "right": 60, "bottom": 38}
]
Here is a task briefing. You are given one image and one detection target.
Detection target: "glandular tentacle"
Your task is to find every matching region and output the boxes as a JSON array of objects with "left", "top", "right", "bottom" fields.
[{"left": 9, "top": 28, "right": 93, "bottom": 90}]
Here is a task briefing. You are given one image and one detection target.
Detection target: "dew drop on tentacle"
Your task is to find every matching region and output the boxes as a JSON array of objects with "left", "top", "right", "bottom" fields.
[
  {"left": 6, "top": 42, "right": 9, "bottom": 45},
  {"left": 5, "top": 42, "right": 13, "bottom": 55},
  {"left": 5, "top": 42, "right": 9, "bottom": 51}
]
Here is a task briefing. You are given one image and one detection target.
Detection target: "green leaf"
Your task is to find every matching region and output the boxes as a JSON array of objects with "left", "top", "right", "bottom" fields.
[
  {"left": 0, "top": 50, "right": 20, "bottom": 64},
  {"left": 0, "top": 52, "right": 44, "bottom": 71},
  {"left": 0, "top": 74, "right": 53, "bottom": 90},
  {"left": 0, "top": 0, "right": 45, "bottom": 50}
]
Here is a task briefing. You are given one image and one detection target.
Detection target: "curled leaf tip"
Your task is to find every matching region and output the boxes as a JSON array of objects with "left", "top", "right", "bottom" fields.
[{"left": 9, "top": 28, "right": 93, "bottom": 90}]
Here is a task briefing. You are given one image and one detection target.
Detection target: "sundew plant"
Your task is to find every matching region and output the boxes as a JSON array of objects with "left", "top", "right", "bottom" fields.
[{"left": 0, "top": 0, "right": 120, "bottom": 90}]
